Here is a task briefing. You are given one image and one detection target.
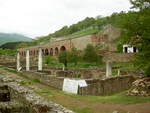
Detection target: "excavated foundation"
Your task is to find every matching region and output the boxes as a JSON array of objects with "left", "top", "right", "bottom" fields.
[{"left": 0, "top": 84, "right": 32, "bottom": 113}]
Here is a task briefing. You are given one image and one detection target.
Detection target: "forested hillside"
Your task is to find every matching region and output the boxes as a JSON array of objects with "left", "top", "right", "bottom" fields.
[{"left": 0, "top": 33, "right": 33, "bottom": 46}]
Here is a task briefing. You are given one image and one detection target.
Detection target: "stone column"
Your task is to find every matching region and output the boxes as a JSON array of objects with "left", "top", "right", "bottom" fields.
[
  {"left": 16, "top": 52, "right": 20, "bottom": 71},
  {"left": 38, "top": 48, "right": 42, "bottom": 71},
  {"left": 117, "top": 69, "right": 120, "bottom": 76},
  {"left": 26, "top": 50, "right": 30, "bottom": 71},
  {"left": 106, "top": 61, "right": 112, "bottom": 77}
]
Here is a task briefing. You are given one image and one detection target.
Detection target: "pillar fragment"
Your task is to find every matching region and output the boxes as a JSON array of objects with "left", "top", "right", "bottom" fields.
[
  {"left": 106, "top": 61, "right": 112, "bottom": 77},
  {"left": 17, "top": 52, "right": 20, "bottom": 71},
  {"left": 26, "top": 50, "right": 30, "bottom": 71},
  {"left": 38, "top": 48, "right": 42, "bottom": 71}
]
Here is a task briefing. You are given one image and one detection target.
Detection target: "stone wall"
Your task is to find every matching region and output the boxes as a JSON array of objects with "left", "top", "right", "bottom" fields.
[
  {"left": 22, "top": 71, "right": 64, "bottom": 89},
  {"left": 102, "top": 53, "right": 134, "bottom": 62},
  {"left": 20, "top": 71, "right": 134, "bottom": 95},
  {"left": 79, "top": 75, "right": 134, "bottom": 95},
  {"left": 43, "top": 67, "right": 106, "bottom": 79},
  {"left": 0, "top": 73, "right": 75, "bottom": 113}
]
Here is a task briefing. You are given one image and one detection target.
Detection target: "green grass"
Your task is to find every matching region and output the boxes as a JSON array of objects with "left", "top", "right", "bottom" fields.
[
  {"left": 84, "top": 93, "right": 150, "bottom": 104},
  {"left": 31, "top": 78, "right": 40, "bottom": 83},
  {"left": 48, "top": 62, "right": 105, "bottom": 68},
  {"left": 18, "top": 80, "right": 31, "bottom": 85},
  {"left": 73, "top": 107, "right": 93, "bottom": 113},
  {"left": 66, "top": 27, "right": 99, "bottom": 38},
  {"left": 61, "top": 91, "right": 150, "bottom": 104},
  {"left": 35, "top": 88, "right": 52, "bottom": 95},
  {"left": 113, "top": 62, "right": 137, "bottom": 71}
]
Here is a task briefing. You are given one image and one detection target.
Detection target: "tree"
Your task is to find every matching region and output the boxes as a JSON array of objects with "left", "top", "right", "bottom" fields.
[
  {"left": 121, "top": 0, "right": 150, "bottom": 76},
  {"left": 58, "top": 51, "right": 68, "bottom": 67},
  {"left": 83, "top": 44, "right": 98, "bottom": 63},
  {"left": 68, "top": 47, "right": 78, "bottom": 65},
  {"left": 130, "top": 0, "right": 150, "bottom": 9}
]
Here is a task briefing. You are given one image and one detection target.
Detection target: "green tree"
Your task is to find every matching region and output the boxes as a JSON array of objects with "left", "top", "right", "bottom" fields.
[
  {"left": 83, "top": 44, "right": 98, "bottom": 63},
  {"left": 130, "top": 0, "right": 150, "bottom": 9},
  {"left": 121, "top": 0, "right": 150, "bottom": 76},
  {"left": 58, "top": 51, "right": 68, "bottom": 67},
  {"left": 68, "top": 47, "right": 78, "bottom": 65}
]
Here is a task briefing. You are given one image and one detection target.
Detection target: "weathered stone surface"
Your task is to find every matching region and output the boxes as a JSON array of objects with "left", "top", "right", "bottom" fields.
[
  {"left": 79, "top": 75, "right": 134, "bottom": 95},
  {"left": 128, "top": 77, "right": 150, "bottom": 96},
  {"left": 0, "top": 85, "right": 10, "bottom": 102},
  {"left": 0, "top": 74, "right": 75, "bottom": 113}
]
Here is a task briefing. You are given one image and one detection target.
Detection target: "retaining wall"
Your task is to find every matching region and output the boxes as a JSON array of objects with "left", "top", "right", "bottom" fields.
[
  {"left": 21, "top": 71, "right": 134, "bottom": 95},
  {"left": 79, "top": 75, "right": 134, "bottom": 95}
]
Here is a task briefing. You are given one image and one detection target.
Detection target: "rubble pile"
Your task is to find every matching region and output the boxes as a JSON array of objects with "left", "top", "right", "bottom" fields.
[{"left": 128, "top": 77, "right": 150, "bottom": 96}]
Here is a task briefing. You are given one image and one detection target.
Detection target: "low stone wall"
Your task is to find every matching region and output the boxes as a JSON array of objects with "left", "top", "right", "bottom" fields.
[
  {"left": 22, "top": 71, "right": 64, "bottom": 89},
  {"left": 79, "top": 75, "right": 134, "bottom": 95},
  {"left": 43, "top": 67, "right": 106, "bottom": 79},
  {"left": 21, "top": 71, "right": 134, "bottom": 96}
]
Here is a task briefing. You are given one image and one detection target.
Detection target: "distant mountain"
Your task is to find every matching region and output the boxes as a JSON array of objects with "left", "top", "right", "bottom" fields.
[
  {"left": 0, "top": 42, "right": 24, "bottom": 49},
  {"left": 0, "top": 33, "right": 33, "bottom": 46}
]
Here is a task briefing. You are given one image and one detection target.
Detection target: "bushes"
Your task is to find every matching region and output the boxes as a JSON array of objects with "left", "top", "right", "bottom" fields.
[
  {"left": 145, "top": 63, "right": 150, "bottom": 77},
  {"left": 58, "top": 51, "right": 68, "bottom": 67},
  {"left": 83, "top": 44, "right": 97, "bottom": 62},
  {"left": 44, "top": 45, "right": 102, "bottom": 68},
  {"left": 57, "top": 45, "right": 102, "bottom": 68},
  {"left": 83, "top": 44, "right": 102, "bottom": 64},
  {"left": 0, "top": 49, "right": 16, "bottom": 56},
  {"left": 67, "top": 47, "right": 79, "bottom": 65},
  {"left": 44, "top": 56, "right": 58, "bottom": 65}
]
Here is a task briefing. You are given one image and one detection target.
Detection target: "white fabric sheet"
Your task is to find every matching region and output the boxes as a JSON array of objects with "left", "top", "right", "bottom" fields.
[{"left": 63, "top": 78, "right": 87, "bottom": 94}]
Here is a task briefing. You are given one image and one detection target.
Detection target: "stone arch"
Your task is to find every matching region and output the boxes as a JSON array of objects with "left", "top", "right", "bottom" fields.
[
  {"left": 30, "top": 51, "right": 32, "bottom": 56},
  {"left": 45, "top": 48, "right": 49, "bottom": 56},
  {"left": 36, "top": 50, "right": 39, "bottom": 55},
  {"left": 23, "top": 51, "right": 26, "bottom": 56},
  {"left": 42, "top": 49, "right": 45, "bottom": 55},
  {"left": 55, "top": 47, "right": 59, "bottom": 55},
  {"left": 60, "top": 46, "right": 66, "bottom": 51},
  {"left": 50, "top": 48, "right": 53, "bottom": 56},
  {"left": 34, "top": 50, "right": 36, "bottom": 56}
]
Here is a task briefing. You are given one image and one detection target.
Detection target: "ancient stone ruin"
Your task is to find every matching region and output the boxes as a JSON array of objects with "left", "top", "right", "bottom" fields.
[
  {"left": 0, "top": 74, "right": 75, "bottom": 113},
  {"left": 128, "top": 77, "right": 150, "bottom": 96}
]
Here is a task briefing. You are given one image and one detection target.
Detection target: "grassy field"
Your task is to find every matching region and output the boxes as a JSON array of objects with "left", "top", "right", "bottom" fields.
[{"left": 65, "top": 27, "right": 99, "bottom": 38}]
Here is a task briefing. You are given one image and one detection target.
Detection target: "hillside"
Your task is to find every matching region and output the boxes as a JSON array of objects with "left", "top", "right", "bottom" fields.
[
  {"left": 0, "top": 42, "right": 25, "bottom": 49},
  {"left": 37, "top": 12, "right": 130, "bottom": 42},
  {"left": 0, "top": 33, "right": 33, "bottom": 46}
]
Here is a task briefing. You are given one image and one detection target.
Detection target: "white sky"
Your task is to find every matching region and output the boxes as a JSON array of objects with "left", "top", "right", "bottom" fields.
[{"left": 0, "top": 0, "right": 131, "bottom": 38}]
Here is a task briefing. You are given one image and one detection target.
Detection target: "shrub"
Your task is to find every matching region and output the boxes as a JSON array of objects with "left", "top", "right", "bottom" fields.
[
  {"left": 145, "top": 63, "right": 150, "bottom": 77},
  {"left": 83, "top": 44, "right": 100, "bottom": 63},
  {"left": 58, "top": 51, "right": 68, "bottom": 67},
  {"left": 68, "top": 47, "right": 79, "bottom": 65},
  {"left": 44, "top": 56, "right": 58, "bottom": 65},
  {"left": 44, "top": 56, "right": 51, "bottom": 64}
]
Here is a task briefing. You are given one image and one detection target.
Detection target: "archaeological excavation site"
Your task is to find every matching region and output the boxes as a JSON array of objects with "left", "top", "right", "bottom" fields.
[
  {"left": 0, "top": 23, "right": 149, "bottom": 113},
  {"left": 0, "top": 0, "right": 150, "bottom": 112}
]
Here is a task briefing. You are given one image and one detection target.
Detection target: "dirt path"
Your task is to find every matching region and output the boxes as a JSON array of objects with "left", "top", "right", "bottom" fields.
[{"left": 0, "top": 67, "right": 150, "bottom": 113}]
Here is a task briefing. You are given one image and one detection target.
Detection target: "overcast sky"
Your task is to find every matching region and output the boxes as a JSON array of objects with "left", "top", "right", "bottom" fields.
[{"left": 0, "top": 0, "right": 131, "bottom": 38}]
